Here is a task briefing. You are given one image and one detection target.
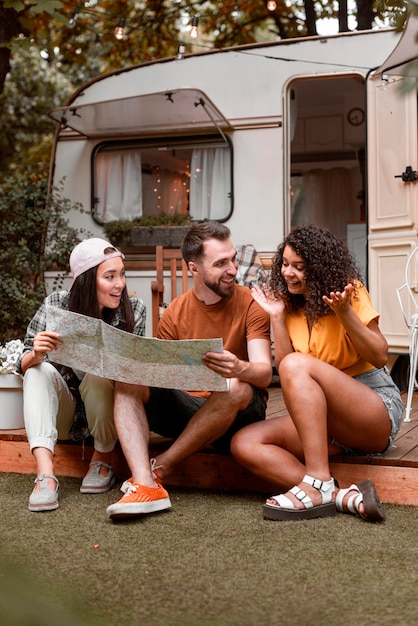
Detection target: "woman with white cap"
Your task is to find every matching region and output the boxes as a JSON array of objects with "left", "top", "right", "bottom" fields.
[{"left": 18, "top": 238, "right": 146, "bottom": 512}]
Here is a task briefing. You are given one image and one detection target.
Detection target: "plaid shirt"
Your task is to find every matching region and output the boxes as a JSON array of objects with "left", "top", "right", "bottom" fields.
[
  {"left": 235, "top": 244, "right": 269, "bottom": 289},
  {"left": 18, "top": 291, "right": 146, "bottom": 440}
]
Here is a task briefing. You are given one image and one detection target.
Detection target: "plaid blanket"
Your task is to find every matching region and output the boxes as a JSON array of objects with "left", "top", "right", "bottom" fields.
[{"left": 235, "top": 244, "right": 270, "bottom": 289}]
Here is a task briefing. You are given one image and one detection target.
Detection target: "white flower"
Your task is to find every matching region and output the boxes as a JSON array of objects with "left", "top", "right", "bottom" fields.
[{"left": 0, "top": 339, "right": 25, "bottom": 375}]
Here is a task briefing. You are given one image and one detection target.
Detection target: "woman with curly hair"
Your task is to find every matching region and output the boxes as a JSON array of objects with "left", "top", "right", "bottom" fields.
[{"left": 231, "top": 224, "right": 403, "bottom": 522}]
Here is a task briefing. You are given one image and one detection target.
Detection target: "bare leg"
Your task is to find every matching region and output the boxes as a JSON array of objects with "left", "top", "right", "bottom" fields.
[
  {"left": 156, "top": 379, "right": 253, "bottom": 479},
  {"left": 113, "top": 382, "right": 157, "bottom": 488},
  {"left": 233, "top": 353, "right": 391, "bottom": 512},
  {"left": 32, "top": 447, "right": 56, "bottom": 491},
  {"left": 85, "top": 450, "right": 113, "bottom": 477},
  {"left": 231, "top": 413, "right": 306, "bottom": 489}
]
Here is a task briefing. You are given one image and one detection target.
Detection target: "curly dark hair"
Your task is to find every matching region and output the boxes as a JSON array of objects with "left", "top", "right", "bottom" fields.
[{"left": 270, "top": 224, "right": 362, "bottom": 322}]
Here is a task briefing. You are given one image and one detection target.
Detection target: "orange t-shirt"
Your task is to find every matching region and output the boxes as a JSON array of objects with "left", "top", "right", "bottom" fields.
[
  {"left": 285, "top": 282, "right": 379, "bottom": 377},
  {"left": 157, "top": 285, "right": 271, "bottom": 395}
]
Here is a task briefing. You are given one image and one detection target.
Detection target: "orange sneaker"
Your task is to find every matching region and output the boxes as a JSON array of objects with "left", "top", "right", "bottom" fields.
[
  {"left": 106, "top": 482, "right": 171, "bottom": 520},
  {"left": 120, "top": 458, "right": 162, "bottom": 494},
  {"left": 150, "top": 458, "right": 162, "bottom": 484}
]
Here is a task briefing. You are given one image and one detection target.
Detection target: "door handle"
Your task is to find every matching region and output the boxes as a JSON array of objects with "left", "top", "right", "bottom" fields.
[{"left": 394, "top": 165, "right": 418, "bottom": 182}]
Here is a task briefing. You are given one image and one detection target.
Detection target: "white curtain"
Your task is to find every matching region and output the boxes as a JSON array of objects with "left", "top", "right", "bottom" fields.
[
  {"left": 291, "top": 167, "right": 360, "bottom": 242},
  {"left": 96, "top": 151, "right": 142, "bottom": 222},
  {"left": 189, "top": 148, "right": 230, "bottom": 220}
]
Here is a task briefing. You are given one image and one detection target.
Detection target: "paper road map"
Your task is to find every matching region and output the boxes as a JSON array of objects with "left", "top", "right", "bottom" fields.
[{"left": 46, "top": 306, "right": 228, "bottom": 392}]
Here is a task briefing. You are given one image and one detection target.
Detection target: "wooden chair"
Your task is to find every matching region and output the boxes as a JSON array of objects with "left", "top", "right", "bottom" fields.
[{"left": 151, "top": 246, "right": 189, "bottom": 336}]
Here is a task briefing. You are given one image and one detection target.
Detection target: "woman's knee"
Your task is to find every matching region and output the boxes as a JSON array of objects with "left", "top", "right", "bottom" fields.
[
  {"left": 24, "top": 361, "right": 56, "bottom": 386},
  {"left": 230, "top": 426, "right": 245, "bottom": 453},
  {"left": 279, "top": 352, "right": 312, "bottom": 384},
  {"left": 230, "top": 424, "right": 256, "bottom": 460},
  {"left": 23, "top": 362, "right": 63, "bottom": 406}
]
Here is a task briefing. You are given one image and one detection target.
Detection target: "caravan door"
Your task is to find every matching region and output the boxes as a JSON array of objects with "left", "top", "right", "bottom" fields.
[
  {"left": 286, "top": 72, "right": 368, "bottom": 269},
  {"left": 367, "top": 16, "right": 418, "bottom": 355}
]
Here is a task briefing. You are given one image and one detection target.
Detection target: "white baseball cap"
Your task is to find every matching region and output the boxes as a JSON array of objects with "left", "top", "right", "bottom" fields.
[{"left": 69, "top": 238, "right": 125, "bottom": 289}]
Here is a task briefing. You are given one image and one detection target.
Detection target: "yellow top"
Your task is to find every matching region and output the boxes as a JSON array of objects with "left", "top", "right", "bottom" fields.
[{"left": 286, "top": 282, "right": 379, "bottom": 377}]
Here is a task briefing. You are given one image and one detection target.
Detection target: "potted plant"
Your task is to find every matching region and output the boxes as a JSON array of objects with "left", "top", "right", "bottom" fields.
[
  {"left": 103, "top": 214, "right": 191, "bottom": 249},
  {"left": 0, "top": 339, "right": 25, "bottom": 429}
]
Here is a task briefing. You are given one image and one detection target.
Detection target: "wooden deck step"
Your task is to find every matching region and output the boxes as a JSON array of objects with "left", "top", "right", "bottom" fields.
[{"left": 1, "top": 387, "right": 417, "bottom": 506}]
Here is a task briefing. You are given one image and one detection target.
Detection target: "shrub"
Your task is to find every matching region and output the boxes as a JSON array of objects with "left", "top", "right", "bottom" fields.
[{"left": 0, "top": 171, "right": 89, "bottom": 343}]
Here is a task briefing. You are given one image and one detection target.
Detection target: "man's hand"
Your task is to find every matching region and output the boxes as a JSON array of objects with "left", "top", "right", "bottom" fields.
[{"left": 202, "top": 350, "right": 243, "bottom": 379}]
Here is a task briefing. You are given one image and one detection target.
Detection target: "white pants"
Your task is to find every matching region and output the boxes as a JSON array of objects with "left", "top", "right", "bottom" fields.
[{"left": 23, "top": 362, "right": 117, "bottom": 454}]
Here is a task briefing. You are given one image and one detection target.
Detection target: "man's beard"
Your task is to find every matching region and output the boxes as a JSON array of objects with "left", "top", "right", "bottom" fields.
[{"left": 204, "top": 277, "right": 235, "bottom": 300}]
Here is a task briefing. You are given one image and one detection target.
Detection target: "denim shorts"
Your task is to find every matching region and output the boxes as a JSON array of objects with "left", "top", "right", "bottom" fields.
[
  {"left": 146, "top": 386, "right": 268, "bottom": 451},
  {"left": 333, "top": 366, "right": 404, "bottom": 455}
]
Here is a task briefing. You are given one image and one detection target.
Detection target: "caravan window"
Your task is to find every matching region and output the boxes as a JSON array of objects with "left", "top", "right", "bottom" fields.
[{"left": 91, "top": 136, "right": 233, "bottom": 224}]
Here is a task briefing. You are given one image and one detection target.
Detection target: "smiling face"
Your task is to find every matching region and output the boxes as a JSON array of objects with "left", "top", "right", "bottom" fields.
[
  {"left": 95, "top": 257, "right": 126, "bottom": 312},
  {"left": 281, "top": 244, "right": 307, "bottom": 297},
  {"left": 190, "top": 237, "right": 238, "bottom": 303}
]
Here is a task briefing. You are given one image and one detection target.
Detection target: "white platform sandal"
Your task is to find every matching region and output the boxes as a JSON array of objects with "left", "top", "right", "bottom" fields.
[
  {"left": 335, "top": 479, "right": 385, "bottom": 522},
  {"left": 263, "top": 474, "right": 337, "bottom": 521}
]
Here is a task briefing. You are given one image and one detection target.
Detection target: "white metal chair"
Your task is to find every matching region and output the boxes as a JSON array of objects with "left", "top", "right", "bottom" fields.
[{"left": 396, "top": 246, "right": 418, "bottom": 422}]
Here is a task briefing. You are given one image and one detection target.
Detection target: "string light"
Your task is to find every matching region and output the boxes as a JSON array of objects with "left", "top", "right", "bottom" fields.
[
  {"left": 190, "top": 16, "right": 199, "bottom": 39},
  {"left": 68, "top": 9, "right": 79, "bottom": 28},
  {"left": 114, "top": 17, "right": 126, "bottom": 41},
  {"left": 176, "top": 43, "right": 186, "bottom": 60},
  {"left": 61, "top": 4, "right": 377, "bottom": 71},
  {"left": 64, "top": 5, "right": 213, "bottom": 54},
  {"left": 65, "top": 5, "right": 282, "bottom": 52}
]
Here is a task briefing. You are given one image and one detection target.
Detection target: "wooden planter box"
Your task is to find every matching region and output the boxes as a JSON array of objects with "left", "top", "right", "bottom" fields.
[{"left": 130, "top": 225, "right": 188, "bottom": 248}]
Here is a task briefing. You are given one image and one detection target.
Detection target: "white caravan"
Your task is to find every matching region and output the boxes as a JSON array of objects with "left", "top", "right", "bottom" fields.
[{"left": 47, "top": 18, "right": 418, "bottom": 376}]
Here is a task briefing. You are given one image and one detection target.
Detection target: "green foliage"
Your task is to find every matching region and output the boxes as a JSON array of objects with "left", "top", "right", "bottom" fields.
[
  {"left": 103, "top": 214, "right": 191, "bottom": 245},
  {"left": 0, "top": 44, "right": 74, "bottom": 174},
  {"left": 3, "top": 0, "right": 63, "bottom": 14},
  {"left": 0, "top": 171, "right": 88, "bottom": 343}
]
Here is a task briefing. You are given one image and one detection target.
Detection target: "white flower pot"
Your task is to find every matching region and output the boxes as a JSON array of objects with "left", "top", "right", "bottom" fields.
[{"left": 0, "top": 374, "right": 24, "bottom": 429}]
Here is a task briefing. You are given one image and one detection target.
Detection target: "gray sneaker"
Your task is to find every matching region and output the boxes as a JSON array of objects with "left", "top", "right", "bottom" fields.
[
  {"left": 80, "top": 461, "right": 115, "bottom": 494},
  {"left": 28, "top": 474, "right": 59, "bottom": 512}
]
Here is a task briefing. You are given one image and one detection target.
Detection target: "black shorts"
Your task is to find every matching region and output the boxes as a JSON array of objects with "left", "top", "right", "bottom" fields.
[{"left": 146, "top": 386, "right": 268, "bottom": 451}]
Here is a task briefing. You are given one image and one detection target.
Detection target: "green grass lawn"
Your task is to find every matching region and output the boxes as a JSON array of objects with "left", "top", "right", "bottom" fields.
[{"left": 1, "top": 474, "right": 418, "bottom": 626}]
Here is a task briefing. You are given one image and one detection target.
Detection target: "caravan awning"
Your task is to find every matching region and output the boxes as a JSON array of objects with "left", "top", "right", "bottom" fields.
[
  {"left": 48, "top": 88, "right": 232, "bottom": 138},
  {"left": 375, "top": 13, "right": 418, "bottom": 76}
]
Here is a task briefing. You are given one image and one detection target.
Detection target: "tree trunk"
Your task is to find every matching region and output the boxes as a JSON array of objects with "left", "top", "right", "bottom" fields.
[
  {"left": 356, "top": 0, "right": 374, "bottom": 30},
  {"left": 304, "top": 0, "right": 318, "bottom": 36},
  {"left": 339, "top": 0, "right": 349, "bottom": 32},
  {"left": 0, "top": 6, "right": 19, "bottom": 95}
]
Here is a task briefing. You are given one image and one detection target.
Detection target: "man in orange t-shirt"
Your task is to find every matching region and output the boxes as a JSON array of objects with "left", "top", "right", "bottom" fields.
[{"left": 107, "top": 221, "right": 272, "bottom": 520}]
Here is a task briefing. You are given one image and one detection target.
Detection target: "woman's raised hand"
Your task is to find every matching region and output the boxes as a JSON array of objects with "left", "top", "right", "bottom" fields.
[
  {"left": 322, "top": 283, "right": 354, "bottom": 314},
  {"left": 251, "top": 284, "right": 285, "bottom": 317}
]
